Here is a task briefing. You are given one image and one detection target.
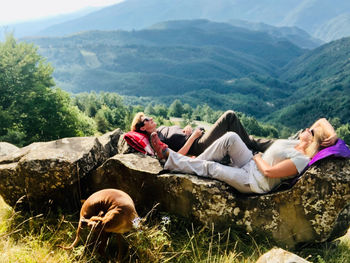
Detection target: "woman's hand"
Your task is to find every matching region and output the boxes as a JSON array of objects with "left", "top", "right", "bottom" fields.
[
  {"left": 182, "top": 125, "right": 193, "bottom": 136},
  {"left": 321, "top": 134, "right": 338, "bottom": 147},
  {"left": 177, "top": 128, "right": 203, "bottom": 156},
  {"left": 253, "top": 152, "right": 298, "bottom": 178},
  {"left": 311, "top": 118, "right": 337, "bottom": 147},
  {"left": 190, "top": 128, "right": 204, "bottom": 140},
  {"left": 253, "top": 152, "right": 262, "bottom": 160}
]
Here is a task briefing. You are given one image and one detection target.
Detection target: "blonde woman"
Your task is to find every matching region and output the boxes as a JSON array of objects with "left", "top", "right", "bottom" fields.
[{"left": 150, "top": 118, "right": 336, "bottom": 194}]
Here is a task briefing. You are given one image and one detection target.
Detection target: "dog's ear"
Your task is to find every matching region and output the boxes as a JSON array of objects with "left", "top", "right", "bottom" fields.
[{"left": 80, "top": 199, "right": 86, "bottom": 205}]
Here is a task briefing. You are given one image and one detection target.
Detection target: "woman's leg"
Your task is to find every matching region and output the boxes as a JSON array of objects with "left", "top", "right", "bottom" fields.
[
  {"left": 189, "top": 110, "right": 274, "bottom": 155},
  {"left": 196, "top": 132, "right": 253, "bottom": 168},
  {"left": 164, "top": 150, "right": 252, "bottom": 193}
]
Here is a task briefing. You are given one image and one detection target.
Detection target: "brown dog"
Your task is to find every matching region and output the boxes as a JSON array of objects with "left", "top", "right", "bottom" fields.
[{"left": 59, "top": 188, "right": 138, "bottom": 257}]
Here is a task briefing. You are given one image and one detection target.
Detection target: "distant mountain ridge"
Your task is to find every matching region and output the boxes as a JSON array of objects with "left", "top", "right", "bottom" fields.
[
  {"left": 23, "top": 20, "right": 350, "bottom": 128},
  {"left": 36, "top": 0, "right": 350, "bottom": 42},
  {"left": 268, "top": 37, "right": 350, "bottom": 128},
  {"left": 24, "top": 20, "right": 303, "bottom": 118},
  {"left": 227, "top": 19, "right": 322, "bottom": 49}
]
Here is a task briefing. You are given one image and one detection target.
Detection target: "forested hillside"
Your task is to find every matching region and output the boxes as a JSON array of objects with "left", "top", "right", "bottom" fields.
[
  {"left": 22, "top": 19, "right": 350, "bottom": 131},
  {"left": 24, "top": 20, "right": 302, "bottom": 119},
  {"left": 1, "top": 35, "right": 288, "bottom": 147},
  {"left": 268, "top": 37, "right": 350, "bottom": 128}
]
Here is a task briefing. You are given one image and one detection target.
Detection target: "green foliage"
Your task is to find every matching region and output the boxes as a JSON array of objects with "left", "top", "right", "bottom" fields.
[
  {"left": 237, "top": 112, "right": 279, "bottom": 138},
  {"left": 270, "top": 37, "right": 350, "bottom": 128},
  {"left": 144, "top": 103, "right": 156, "bottom": 116},
  {"left": 168, "top": 99, "right": 184, "bottom": 117},
  {"left": 153, "top": 104, "right": 168, "bottom": 118},
  {"left": 0, "top": 35, "right": 96, "bottom": 146},
  {"left": 329, "top": 117, "right": 343, "bottom": 130},
  {"left": 2, "top": 31, "right": 348, "bottom": 145},
  {"left": 16, "top": 23, "right": 350, "bottom": 131},
  {"left": 25, "top": 21, "right": 304, "bottom": 99},
  {"left": 336, "top": 123, "right": 350, "bottom": 145},
  {"left": 73, "top": 92, "right": 129, "bottom": 132},
  {"left": 180, "top": 114, "right": 195, "bottom": 128},
  {"left": 95, "top": 106, "right": 112, "bottom": 134}
]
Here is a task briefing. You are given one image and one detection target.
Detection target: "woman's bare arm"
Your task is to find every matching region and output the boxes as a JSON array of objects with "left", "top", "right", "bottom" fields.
[
  {"left": 253, "top": 153, "right": 298, "bottom": 178},
  {"left": 310, "top": 118, "right": 337, "bottom": 147},
  {"left": 177, "top": 128, "right": 203, "bottom": 156}
]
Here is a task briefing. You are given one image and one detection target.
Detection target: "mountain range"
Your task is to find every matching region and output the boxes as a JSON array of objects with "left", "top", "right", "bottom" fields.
[
  {"left": 31, "top": 0, "right": 350, "bottom": 42},
  {"left": 269, "top": 37, "right": 350, "bottom": 127},
  {"left": 23, "top": 19, "right": 350, "bottom": 128},
  {"left": 25, "top": 20, "right": 302, "bottom": 91}
]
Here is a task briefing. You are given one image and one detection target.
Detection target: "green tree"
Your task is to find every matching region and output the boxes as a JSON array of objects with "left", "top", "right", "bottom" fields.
[
  {"left": 201, "top": 104, "right": 216, "bottom": 123},
  {"left": 132, "top": 105, "right": 145, "bottom": 115},
  {"left": 154, "top": 104, "right": 168, "bottom": 118},
  {"left": 74, "top": 92, "right": 129, "bottom": 131},
  {"left": 145, "top": 103, "right": 156, "bottom": 116},
  {"left": 329, "top": 117, "right": 342, "bottom": 130},
  {"left": 336, "top": 123, "right": 350, "bottom": 145},
  {"left": 0, "top": 35, "right": 96, "bottom": 146},
  {"left": 183, "top": 103, "right": 193, "bottom": 116},
  {"left": 192, "top": 105, "right": 203, "bottom": 121},
  {"left": 95, "top": 106, "right": 111, "bottom": 134},
  {"left": 168, "top": 99, "right": 184, "bottom": 117},
  {"left": 86, "top": 103, "right": 98, "bottom": 117}
]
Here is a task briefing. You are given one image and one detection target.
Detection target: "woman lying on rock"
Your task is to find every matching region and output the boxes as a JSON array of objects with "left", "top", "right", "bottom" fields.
[{"left": 135, "top": 115, "right": 337, "bottom": 194}]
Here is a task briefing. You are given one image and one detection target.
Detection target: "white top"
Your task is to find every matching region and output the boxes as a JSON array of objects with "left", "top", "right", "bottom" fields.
[{"left": 249, "top": 139, "right": 310, "bottom": 193}]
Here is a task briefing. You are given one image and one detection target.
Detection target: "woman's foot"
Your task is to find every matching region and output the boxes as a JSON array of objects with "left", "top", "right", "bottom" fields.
[{"left": 150, "top": 132, "right": 169, "bottom": 160}]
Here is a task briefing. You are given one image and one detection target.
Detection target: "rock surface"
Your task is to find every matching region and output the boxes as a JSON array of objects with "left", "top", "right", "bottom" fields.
[
  {"left": 0, "top": 129, "right": 123, "bottom": 210},
  {"left": 0, "top": 142, "right": 19, "bottom": 157},
  {"left": 256, "top": 248, "right": 311, "bottom": 263},
  {"left": 0, "top": 131, "right": 349, "bottom": 248},
  {"left": 89, "top": 152, "right": 350, "bottom": 248}
]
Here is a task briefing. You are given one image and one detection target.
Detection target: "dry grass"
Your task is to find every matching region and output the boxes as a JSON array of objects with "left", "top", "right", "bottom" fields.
[{"left": 0, "top": 195, "right": 349, "bottom": 263}]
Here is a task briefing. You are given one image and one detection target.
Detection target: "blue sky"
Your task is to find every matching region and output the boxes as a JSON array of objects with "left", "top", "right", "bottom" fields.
[{"left": 0, "top": 0, "right": 124, "bottom": 25}]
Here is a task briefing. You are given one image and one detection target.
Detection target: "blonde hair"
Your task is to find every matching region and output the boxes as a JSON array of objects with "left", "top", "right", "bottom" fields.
[
  {"left": 130, "top": 112, "right": 146, "bottom": 133},
  {"left": 305, "top": 127, "right": 328, "bottom": 158}
]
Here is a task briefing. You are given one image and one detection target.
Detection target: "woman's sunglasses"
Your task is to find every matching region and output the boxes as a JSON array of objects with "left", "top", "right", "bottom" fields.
[
  {"left": 302, "top": 128, "right": 314, "bottom": 137},
  {"left": 137, "top": 117, "right": 150, "bottom": 129},
  {"left": 310, "top": 129, "right": 314, "bottom": 137}
]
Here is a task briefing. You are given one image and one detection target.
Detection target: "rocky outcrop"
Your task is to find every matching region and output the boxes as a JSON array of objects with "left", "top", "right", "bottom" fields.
[
  {"left": 0, "top": 142, "right": 19, "bottom": 157},
  {"left": 256, "top": 248, "right": 311, "bottom": 263},
  {"left": 0, "top": 129, "right": 123, "bottom": 210},
  {"left": 88, "top": 153, "right": 350, "bottom": 248},
  {"left": 0, "top": 131, "right": 349, "bottom": 248}
]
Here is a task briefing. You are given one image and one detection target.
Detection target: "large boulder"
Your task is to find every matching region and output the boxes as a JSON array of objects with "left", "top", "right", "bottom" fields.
[
  {"left": 89, "top": 153, "right": 350, "bottom": 248},
  {"left": 256, "top": 248, "right": 311, "bottom": 263},
  {"left": 0, "top": 142, "right": 19, "bottom": 157},
  {"left": 0, "top": 129, "right": 123, "bottom": 210}
]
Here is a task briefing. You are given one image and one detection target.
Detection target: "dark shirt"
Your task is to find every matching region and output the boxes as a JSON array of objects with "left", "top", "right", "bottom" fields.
[{"left": 157, "top": 125, "right": 188, "bottom": 152}]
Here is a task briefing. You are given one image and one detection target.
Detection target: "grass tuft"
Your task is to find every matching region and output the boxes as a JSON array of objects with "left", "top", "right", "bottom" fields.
[{"left": 0, "top": 195, "right": 349, "bottom": 263}]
